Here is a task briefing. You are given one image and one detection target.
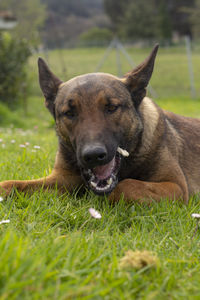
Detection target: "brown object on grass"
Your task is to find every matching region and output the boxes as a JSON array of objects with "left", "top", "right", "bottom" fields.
[{"left": 119, "top": 250, "right": 159, "bottom": 270}]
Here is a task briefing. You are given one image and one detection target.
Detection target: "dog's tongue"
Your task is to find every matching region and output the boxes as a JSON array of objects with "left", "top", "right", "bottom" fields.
[{"left": 93, "top": 157, "right": 115, "bottom": 180}]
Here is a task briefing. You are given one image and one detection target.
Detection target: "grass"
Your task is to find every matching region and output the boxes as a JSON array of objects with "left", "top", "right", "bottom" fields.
[
  {"left": 1, "top": 45, "right": 200, "bottom": 298},
  {"left": 0, "top": 142, "right": 200, "bottom": 299},
  {"left": 3, "top": 44, "right": 200, "bottom": 128}
]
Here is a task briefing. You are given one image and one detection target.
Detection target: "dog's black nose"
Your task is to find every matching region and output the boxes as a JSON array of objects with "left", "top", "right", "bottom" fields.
[{"left": 81, "top": 144, "right": 107, "bottom": 167}]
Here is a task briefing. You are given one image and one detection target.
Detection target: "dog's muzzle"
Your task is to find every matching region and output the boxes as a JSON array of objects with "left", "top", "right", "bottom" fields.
[{"left": 80, "top": 145, "right": 129, "bottom": 195}]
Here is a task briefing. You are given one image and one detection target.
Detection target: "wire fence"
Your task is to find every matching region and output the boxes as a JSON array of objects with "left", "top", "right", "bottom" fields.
[{"left": 36, "top": 36, "right": 200, "bottom": 100}]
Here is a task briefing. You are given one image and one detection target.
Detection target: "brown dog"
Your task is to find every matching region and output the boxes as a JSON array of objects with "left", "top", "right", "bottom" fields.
[{"left": 0, "top": 44, "right": 199, "bottom": 204}]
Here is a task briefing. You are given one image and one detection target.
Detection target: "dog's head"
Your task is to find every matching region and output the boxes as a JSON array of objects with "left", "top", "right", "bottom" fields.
[{"left": 38, "top": 45, "right": 158, "bottom": 195}]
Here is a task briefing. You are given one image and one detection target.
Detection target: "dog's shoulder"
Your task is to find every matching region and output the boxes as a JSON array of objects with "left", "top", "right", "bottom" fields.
[
  {"left": 140, "top": 97, "right": 200, "bottom": 136},
  {"left": 139, "top": 96, "right": 161, "bottom": 138}
]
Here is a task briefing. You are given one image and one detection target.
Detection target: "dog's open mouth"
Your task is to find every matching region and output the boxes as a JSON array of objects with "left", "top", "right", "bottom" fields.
[
  {"left": 82, "top": 147, "right": 129, "bottom": 195},
  {"left": 83, "top": 153, "right": 121, "bottom": 195}
]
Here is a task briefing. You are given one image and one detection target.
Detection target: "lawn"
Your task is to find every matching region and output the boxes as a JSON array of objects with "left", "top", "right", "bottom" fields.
[
  {"left": 28, "top": 44, "right": 200, "bottom": 99},
  {"left": 1, "top": 45, "right": 200, "bottom": 299}
]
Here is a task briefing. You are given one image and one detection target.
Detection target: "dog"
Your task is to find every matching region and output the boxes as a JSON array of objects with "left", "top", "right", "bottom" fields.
[{"left": 0, "top": 44, "right": 199, "bottom": 204}]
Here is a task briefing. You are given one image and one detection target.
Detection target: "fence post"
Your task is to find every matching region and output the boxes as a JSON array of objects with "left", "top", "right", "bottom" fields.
[
  {"left": 185, "top": 36, "right": 196, "bottom": 99},
  {"left": 115, "top": 39, "right": 122, "bottom": 77}
]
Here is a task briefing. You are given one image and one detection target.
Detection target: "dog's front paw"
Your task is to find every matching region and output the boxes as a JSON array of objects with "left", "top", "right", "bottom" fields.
[
  {"left": 108, "top": 179, "right": 131, "bottom": 203},
  {"left": 108, "top": 179, "right": 145, "bottom": 203},
  {"left": 0, "top": 181, "right": 16, "bottom": 197}
]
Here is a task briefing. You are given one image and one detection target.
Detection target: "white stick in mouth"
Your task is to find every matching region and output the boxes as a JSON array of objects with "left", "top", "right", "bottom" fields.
[{"left": 117, "top": 147, "right": 129, "bottom": 157}]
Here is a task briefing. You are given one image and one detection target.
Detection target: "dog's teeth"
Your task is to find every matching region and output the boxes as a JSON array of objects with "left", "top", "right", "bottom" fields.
[
  {"left": 117, "top": 147, "right": 129, "bottom": 157},
  {"left": 107, "top": 178, "right": 113, "bottom": 186},
  {"left": 90, "top": 181, "right": 97, "bottom": 188}
]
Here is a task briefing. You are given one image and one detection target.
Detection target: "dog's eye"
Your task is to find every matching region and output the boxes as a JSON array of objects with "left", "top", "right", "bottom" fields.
[
  {"left": 105, "top": 104, "right": 119, "bottom": 114},
  {"left": 64, "top": 109, "right": 77, "bottom": 119}
]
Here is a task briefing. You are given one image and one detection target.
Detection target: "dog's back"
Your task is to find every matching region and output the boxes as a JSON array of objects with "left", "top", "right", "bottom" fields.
[
  {"left": 138, "top": 97, "right": 200, "bottom": 197},
  {"left": 164, "top": 110, "right": 200, "bottom": 196}
]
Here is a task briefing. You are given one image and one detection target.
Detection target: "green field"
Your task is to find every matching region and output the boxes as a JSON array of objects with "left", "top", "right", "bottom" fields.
[
  {"left": 1, "top": 46, "right": 200, "bottom": 299},
  {"left": 29, "top": 45, "right": 200, "bottom": 100},
  {"left": 3, "top": 45, "right": 200, "bottom": 128}
]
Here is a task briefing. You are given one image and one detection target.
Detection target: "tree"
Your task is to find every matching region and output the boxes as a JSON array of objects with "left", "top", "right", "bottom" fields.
[
  {"left": 182, "top": 0, "right": 200, "bottom": 38},
  {"left": 162, "top": 0, "right": 195, "bottom": 37},
  {"left": 103, "top": 0, "right": 129, "bottom": 32},
  {"left": 41, "top": 0, "right": 108, "bottom": 48},
  {"left": 157, "top": 0, "right": 172, "bottom": 40},
  {"left": 0, "top": 0, "right": 46, "bottom": 46},
  {"left": 120, "top": 0, "right": 159, "bottom": 39},
  {"left": 103, "top": 0, "right": 195, "bottom": 40},
  {"left": 104, "top": 0, "right": 164, "bottom": 39},
  {"left": 0, "top": 32, "right": 31, "bottom": 107},
  {"left": 42, "top": 0, "right": 90, "bottom": 18}
]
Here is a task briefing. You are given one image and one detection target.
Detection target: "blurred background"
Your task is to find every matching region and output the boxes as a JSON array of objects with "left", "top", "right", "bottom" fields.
[{"left": 1, "top": 0, "right": 200, "bottom": 129}]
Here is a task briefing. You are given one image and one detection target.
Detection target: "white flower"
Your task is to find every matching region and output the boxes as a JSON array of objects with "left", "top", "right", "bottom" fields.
[
  {"left": 191, "top": 213, "right": 200, "bottom": 219},
  {"left": 89, "top": 208, "right": 102, "bottom": 219},
  {"left": 19, "top": 144, "right": 26, "bottom": 148},
  {"left": 0, "top": 197, "right": 4, "bottom": 202},
  {"left": 34, "top": 145, "right": 40, "bottom": 149},
  {"left": 11, "top": 139, "right": 16, "bottom": 143},
  {"left": 0, "top": 219, "right": 10, "bottom": 225},
  {"left": 0, "top": 138, "right": 3, "bottom": 142},
  {"left": 2, "top": 144, "right": 5, "bottom": 148},
  {"left": 25, "top": 142, "right": 30, "bottom": 146}
]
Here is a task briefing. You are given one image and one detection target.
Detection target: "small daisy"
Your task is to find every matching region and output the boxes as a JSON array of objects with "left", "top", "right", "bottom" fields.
[
  {"left": 191, "top": 213, "right": 200, "bottom": 219},
  {"left": 89, "top": 208, "right": 102, "bottom": 219},
  {"left": 0, "top": 220, "right": 10, "bottom": 225}
]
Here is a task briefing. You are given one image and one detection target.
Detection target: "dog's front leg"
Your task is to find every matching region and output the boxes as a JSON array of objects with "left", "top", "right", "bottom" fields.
[
  {"left": 109, "top": 179, "right": 187, "bottom": 204},
  {"left": 0, "top": 169, "right": 82, "bottom": 197}
]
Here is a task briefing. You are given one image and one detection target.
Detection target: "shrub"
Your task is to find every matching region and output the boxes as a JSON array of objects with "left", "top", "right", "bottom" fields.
[
  {"left": 0, "top": 32, "right": 31, "bottom": 108},
  {"left": 79, "top": 27, "right": 113, "bottom": 46},
  {"left": 0, "top": 102, "right": 24, "bottom": 127}
]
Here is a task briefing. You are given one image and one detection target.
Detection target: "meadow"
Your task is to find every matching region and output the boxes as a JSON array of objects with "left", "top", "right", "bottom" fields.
[{"left": 1, "top": 46, "right": 200, "bottom": 299}]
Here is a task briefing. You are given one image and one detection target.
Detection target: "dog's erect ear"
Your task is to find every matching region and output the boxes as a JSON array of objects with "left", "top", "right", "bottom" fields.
[
  {"left": 38, "top": 57, "right": 63, "bottom": 118},
  {"left": 123, "top": 44, "right": 159, "bottom": 107}
]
